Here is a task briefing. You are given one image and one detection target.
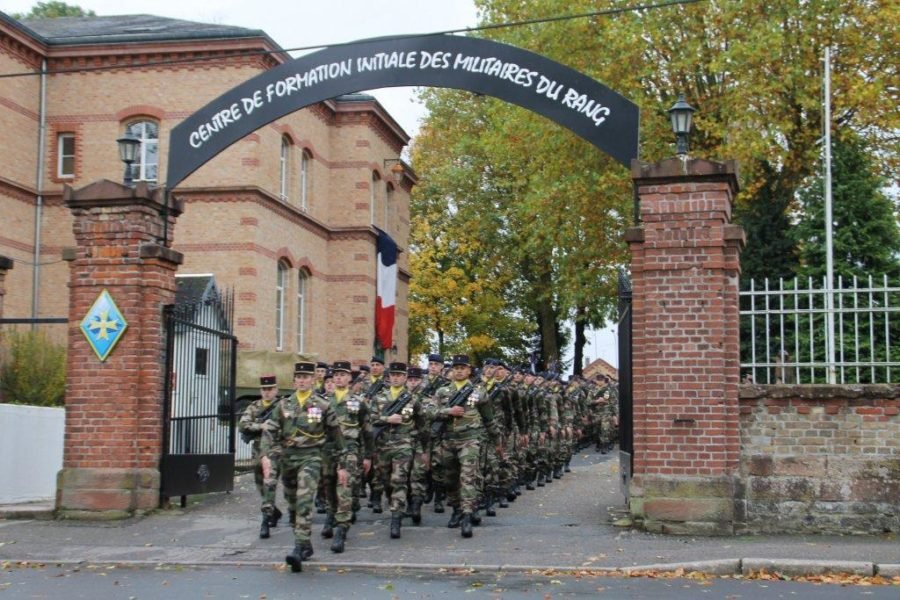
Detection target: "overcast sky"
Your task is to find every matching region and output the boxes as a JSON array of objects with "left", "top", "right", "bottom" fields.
[{"left": 0, "top": 0, "right": 619, "bottom": 370}]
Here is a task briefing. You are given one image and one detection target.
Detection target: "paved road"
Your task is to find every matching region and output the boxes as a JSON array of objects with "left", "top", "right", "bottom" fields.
[
  {"left": 1, "top": 451, "right": 898, "bottom": 574},
  {"left": 3, "top": 564, "right": 900, "bottom": 600}
]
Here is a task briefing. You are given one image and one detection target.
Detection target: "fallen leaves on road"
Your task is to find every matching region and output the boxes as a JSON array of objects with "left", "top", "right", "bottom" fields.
[{"left": 742, "top": 569, "right": 899, "bottom": 586}]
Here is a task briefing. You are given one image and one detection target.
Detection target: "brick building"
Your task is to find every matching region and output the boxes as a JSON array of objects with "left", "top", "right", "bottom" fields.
[{"left": 0, "top": 12, "right": 412, "bottom": 371}]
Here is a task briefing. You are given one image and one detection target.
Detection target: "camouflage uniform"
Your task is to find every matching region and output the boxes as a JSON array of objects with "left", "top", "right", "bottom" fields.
[
  {"left": 429, "top": 378, "right": 498, "bottom": 520},
  {"left": 238, "top": 396, "right": 280, "bottom": 500},
  {"left": 420, "top": 372, "right": 450, "bottom": 511},
  {"left": 261, "top": 390, "right": 346, "bottom": 547},
  {"left": 358, "top": 374, "right": 387, "bottom": 508},
  {"left": 322, "top": 386, "right": 372, "bottom": 530},
  {"left": 370, "top": 382, "right": 427, "bottom": 515}
]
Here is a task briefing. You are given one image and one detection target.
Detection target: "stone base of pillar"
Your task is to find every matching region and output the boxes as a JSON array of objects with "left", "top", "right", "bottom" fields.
[
  {"left": 629, "top": 474, "right": 737, "bottom": 536},
  {"left": 55, "top": 467, "right": 160, "bottom": 520}
]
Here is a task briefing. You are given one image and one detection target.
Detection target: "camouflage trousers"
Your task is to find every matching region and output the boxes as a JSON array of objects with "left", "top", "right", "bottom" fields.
[
  {"left": 480, "top": 437, "right": 500, "bottom": 496},
  {"left": 599, "top": 415, "right": 617, "bottom": 446},
  {"left": 443, "top": 435, "right": 483, "bottom": 514},
  {"left": 496, "top": 432, "right": 518, "bottom": 493},
  {"left": 375, "top": 440, "right": 413, "bottom": 513},
  {"left": 322, "top": 443, "right": 360, "bottom": 528},
  {"left": 264, "top": 449, "right": 322, "bottom": 544},
  {"left": 408, "top": 444, "right": 430, "bottom": 500},
  {"left": 250, "top": 445, "right": 265, "bottom": 498},
  {"left": 431, "top": 439, "right": 446, "bottom": 489}
]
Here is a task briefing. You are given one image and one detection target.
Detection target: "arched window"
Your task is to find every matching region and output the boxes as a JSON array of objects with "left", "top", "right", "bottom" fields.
[
  {"left": 385, "top": 182, "right": 394, "bottom": 231},
  {"left": 370, "top": 171, "right": 381, "bottom": 225},
  {"left": 124, "top": 120, "right": 158, "bottom": 182},
  {"left": 275, "top": 260, "right": 288, "bottom": 350},
  {"left": 279, "top": 136, "right": 291, "bottom": 202},
  {"left": 299, "top": 150, "right": 311, "bottom": 210},
  {"left": 296, "top": 270, "right": 308, "bottom": 353}
]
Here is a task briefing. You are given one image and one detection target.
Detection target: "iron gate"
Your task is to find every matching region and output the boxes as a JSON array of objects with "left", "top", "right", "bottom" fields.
[
  {"left": 160, "top": 292, "right": 237, "bottom": 501},
  {"left": 617, "top": 270, "right": 633, "bottom": 499}
]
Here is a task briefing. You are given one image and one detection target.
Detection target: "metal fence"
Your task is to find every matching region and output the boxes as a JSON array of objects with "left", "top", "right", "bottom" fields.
[{"left": 739, "top": 275, "right": 899, "bottom": 384}]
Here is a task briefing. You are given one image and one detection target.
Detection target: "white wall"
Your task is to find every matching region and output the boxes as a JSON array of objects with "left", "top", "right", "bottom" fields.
[{"left": 0, "top": 404, "right": 64, "bottom": 503}]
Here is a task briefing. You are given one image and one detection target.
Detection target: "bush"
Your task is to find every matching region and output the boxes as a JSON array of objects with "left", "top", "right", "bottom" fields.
[{"left": 0, "top": 329, "right": 66, "bottom": 406}]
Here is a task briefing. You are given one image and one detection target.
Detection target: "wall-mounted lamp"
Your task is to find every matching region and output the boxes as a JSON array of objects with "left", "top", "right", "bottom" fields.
[{"left": 383, "top": 159, "right": 405, "bottom": 185}]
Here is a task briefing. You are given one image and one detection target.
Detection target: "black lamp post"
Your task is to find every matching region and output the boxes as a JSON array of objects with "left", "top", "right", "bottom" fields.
[
  {"left": 667, "top": 95, "right": 695, "bottom": 157},
  {"left": 116, "top": 134, "right": 140, "bottom": 187}
]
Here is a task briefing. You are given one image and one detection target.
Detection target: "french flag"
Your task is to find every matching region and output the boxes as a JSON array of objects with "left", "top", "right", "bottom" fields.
[{"left": 375, "top": 228, "right": 398, "bottom": 349}]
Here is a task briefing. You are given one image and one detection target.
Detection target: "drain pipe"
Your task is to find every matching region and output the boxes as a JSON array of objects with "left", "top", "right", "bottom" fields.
[{"left": 31, "top": 58, "right": 47, "bottom": 324}]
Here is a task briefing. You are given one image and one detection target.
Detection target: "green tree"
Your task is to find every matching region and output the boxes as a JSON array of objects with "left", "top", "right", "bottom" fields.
[
  {"left": 793, "top": 132, "right": 900, "bottom": 281},
  {"left": 12, "top": 1, "right": 95, "bottom": 19}
]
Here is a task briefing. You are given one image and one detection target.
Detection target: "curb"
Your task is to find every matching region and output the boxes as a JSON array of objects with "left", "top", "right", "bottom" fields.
[
  {"left": 2, "top": 557, "right": 895, "bottom": 579},
  {"left": 742, "top": 558, "right": 874, "bottom": 577}
]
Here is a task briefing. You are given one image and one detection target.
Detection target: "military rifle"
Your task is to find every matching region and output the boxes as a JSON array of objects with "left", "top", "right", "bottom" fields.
[
  {"left": 364, "top": 377, "right": 386, "bottom": 401},
  {"left": 430, "top": 382, "right": 476, "bottom": 438},
  {"left": 421, "top": 374, "right": 449, "bottom": 397},
  {"left": 372, "top": 389, "right": 414, "bottom": 441},
  {"left": 486, "top": 374, "right": 514, "bottom": 430}
]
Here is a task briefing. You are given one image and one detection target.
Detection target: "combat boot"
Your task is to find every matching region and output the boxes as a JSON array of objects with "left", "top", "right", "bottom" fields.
[
  {"left": 330, "top": 526, "right": 347, "bottom": 553},
  {"left": 471, "top": 510, "right": 482, "bottom": 526},
  {"left": 390, "top": 512, "right": 402, "bottom": 539},
  {"left": 409, "top": 496, "right": 423, "bottom": 525},
  {"left": 526, "top": 477, "right": 536, "bottom": 491},
  {"left": 299, "top": 541, "right": 314, "bottom": 560},
  {"left": 269, "top": 506, "right": 282, "bottom": 527},
  {"left": 315, "top": 494, "right": 326, "bottom": 514},
  {"left": 289, "top": 509, "right": 297, "bottom": 527},
  {"left": 447, "top": 507, "right": 463, "bottom": 528},
  {"left": 285, "top": 544, "right": 303, "bottom": 572},
  {"left": 553, "top": 466, "right": 563, "bottom": 479},
  {"left": 371, "top": 491, "right": 383, "bottom": 514},
  {"left": 485, "top": 495, "right": 497, "bottom": 517},
  {"left": 433, "top": 489, "right": 445, "bottom": 514},
  {"left": 460, "top": 513, "right": 473, "bottom": 538},
  {"left": 564, "top": 461, "right": 572, "bottom": 473},
  {"left": 259, "top": 515, "right": 271, "bottom": 539},
  {"left": 600, "top": 443, "right": 608, "bottom": 454},
  {"left": 544, "top": 470, "right": 555, "bottom": 483},
  {"left": 321, "top": 513, "right": 335, "bottom": 539}
]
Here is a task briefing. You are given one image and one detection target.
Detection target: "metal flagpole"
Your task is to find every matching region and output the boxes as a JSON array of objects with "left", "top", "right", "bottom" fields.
[{"left": 824, "top": 46, "right": 836, "bottom": 384}]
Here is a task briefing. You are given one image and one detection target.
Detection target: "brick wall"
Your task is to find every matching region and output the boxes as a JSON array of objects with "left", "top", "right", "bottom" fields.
[
  {"left": 626, "top": 157, "right": 745, "bottom": 535},
  {"left": 56, "top": 181, "right": 182, "bottom": 518},
  {"left": 738, "top": 384, "right": 900, "bottom": 534}
]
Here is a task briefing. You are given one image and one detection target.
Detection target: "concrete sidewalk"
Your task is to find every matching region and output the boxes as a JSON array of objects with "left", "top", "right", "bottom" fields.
[{"left": 1, "top": 452, "right": 898, "bottom": 577}]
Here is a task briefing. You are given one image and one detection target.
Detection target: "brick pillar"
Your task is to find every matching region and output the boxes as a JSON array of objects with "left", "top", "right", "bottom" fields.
[
  {"left": 57, "top": 180, "right": 183, "bottom": 519},
  {"left": 0, "top": 255, "right": 11, "bottom": 319},
  {"left": 626, "top": 157, "right": 745, "bottom": 535}
]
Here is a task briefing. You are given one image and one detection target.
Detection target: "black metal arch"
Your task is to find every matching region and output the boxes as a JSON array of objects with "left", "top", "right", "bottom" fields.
[{"left": 166, "top": 34, "right": 639, "bottom": 189}]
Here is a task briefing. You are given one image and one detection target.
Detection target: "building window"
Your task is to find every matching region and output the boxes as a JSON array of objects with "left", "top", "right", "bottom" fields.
[
  {"left": 57, "top": 133, "right": 75, "bottom": 178},
  {"left": 280, "top": 136, "right": 291, "bottom": 202},
  {"left": 194, "top": 347, "right": 209, "bottom": 376},
  {"left": 124, "top": 121, "right": 158, "bottom": 182},
  {"left": 385, "top": 183, "right": 394, "bottom": 231},
  {"left": 275, "top": 261, "right": 288, "bottom": 351},
  {"left": 299, "top": 150, "right": 311, "bottom": 210},
  {"left": 296, "top": 270, "right": 308, "bottom": 353},
  {"left": 370, "top": 171, "right": 381, "bottom": 225}
]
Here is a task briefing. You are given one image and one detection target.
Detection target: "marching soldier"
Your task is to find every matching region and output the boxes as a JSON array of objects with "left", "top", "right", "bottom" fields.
[
  {"left": 359, "top": 356, "right": 387, "bottom": 512},
  {"left": 319, "top": 361, "right": 372, "bottom": 553},
  {"left": 261, "top": 361, "right": 349, "bottom": 573},
  {"left": 405, "top": 366, "right": 430, "bottom": 525},
  {"left": 428, "top": 354, "right": 498, "bottom": 538},
  {"left": 370, "top": 362, "right": 427, "bottom": 539},
  {"left": 421, "top": 354, "right": 449, "bottom": 513},
  {"left": 238, "top": 374, "right": 283, "bottom": 539},
  {"left": 314, "top": 361, "right": 329, "bottom": 395}
]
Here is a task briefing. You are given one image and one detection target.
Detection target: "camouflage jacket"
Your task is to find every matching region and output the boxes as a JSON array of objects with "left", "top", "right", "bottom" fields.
[
  {"left": 429, "top": 380, "right": 498, "bottom": 443},
  {"left": 325, "top": 389, "right": 373, "bottom": 456},
  {"left": 238, "top": 396, "right": 280, "bottom": 449},
  {"left": 370, "top": 386, "right": 427, "bottom": 448},
  {"left": 261, "top": 391, "right": 346, "bottom": 462}
]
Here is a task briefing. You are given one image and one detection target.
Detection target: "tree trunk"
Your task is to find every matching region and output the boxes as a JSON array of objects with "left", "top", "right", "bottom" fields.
[{"left": 573, "top": 304, "right": 587, "bottom": 376}]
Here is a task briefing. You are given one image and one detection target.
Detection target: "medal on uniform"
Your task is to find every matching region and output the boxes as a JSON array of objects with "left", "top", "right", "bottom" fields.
[
  {"left": 401, "top": 405, "right": 414, "bottom": 419},
  {"left": 307, "top": 406, "right": 322, "bottom": 423},
  {"left": 347, "top": 399, "right": 360, "bottom": 413}
]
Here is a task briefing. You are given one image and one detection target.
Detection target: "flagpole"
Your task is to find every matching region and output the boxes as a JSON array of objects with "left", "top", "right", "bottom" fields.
[{"left": 824, "top": 46, "right": 836, "bottom": 384}]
